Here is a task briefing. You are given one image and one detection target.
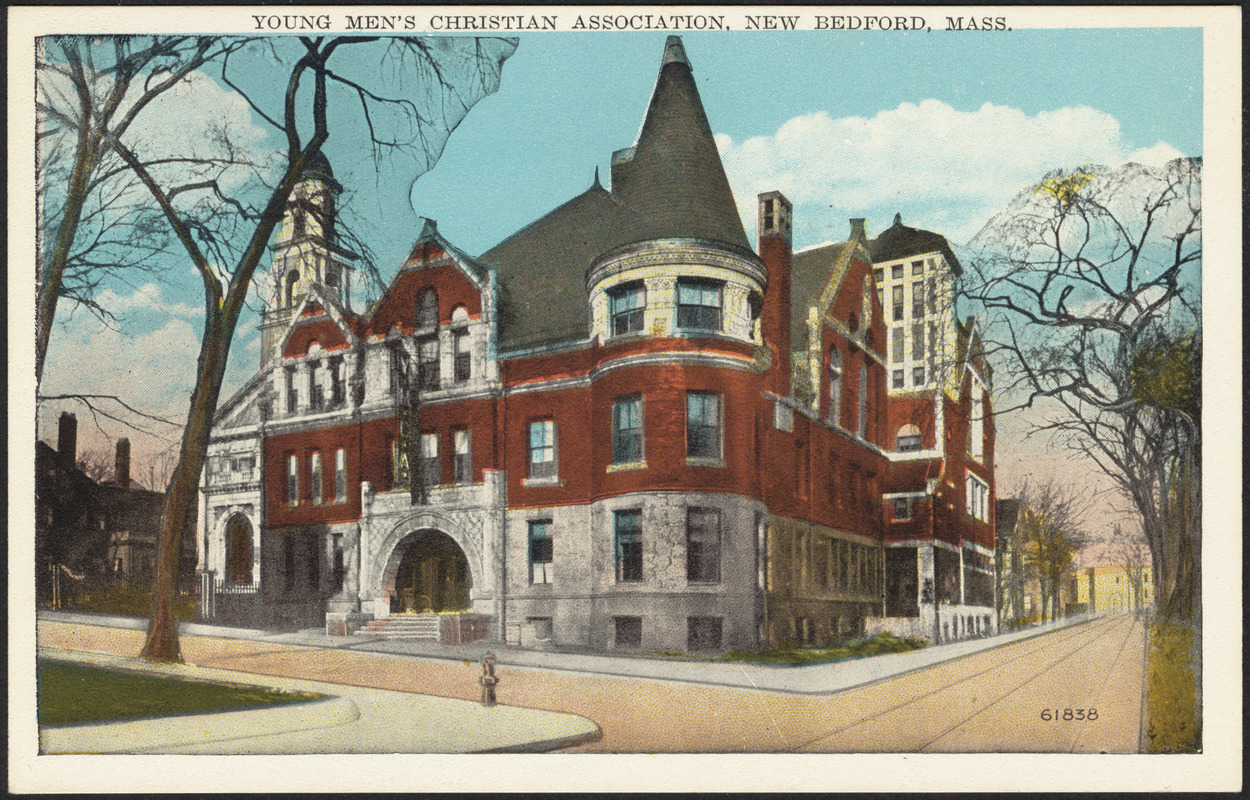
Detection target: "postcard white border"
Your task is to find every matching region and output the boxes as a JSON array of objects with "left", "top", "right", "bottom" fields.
[{"left": 8, "top": 5, "right": 1241, "bottom": 793}]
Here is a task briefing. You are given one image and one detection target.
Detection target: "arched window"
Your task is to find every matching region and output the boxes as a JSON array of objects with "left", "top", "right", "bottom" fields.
[
  {"left": 226, "top": 517, "right": 253, "bottom": 585},
  {"left": 285, "top": 270, "right": 300, "bottom": 307},
  {"left": 416, "top": 287, "right": 438, "bottom": 330},
  {"left": 897, "top": 424, "right": 922, "bottom": 452},
  {"left": 828, "top": 348, "right": 842, "bottom": 425}
]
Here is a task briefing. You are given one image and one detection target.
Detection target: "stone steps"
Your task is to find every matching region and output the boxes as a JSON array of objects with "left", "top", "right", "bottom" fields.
[{"left": 356, "top": 615, "right": 442, "bottom": 640}]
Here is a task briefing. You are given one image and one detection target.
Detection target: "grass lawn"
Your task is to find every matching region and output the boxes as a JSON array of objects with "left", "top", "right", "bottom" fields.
[
  {"left": 38, "top": 660, "right": 324, "bottom": 728},
  {"left": 1145, "top": 619, "right": 1200, "bottom": 752},
  {"left": 723, "top": 631, "right": 928, "bottom": 665}
]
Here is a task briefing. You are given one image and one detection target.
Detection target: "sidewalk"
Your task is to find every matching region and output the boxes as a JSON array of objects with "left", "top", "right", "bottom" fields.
[
  {"left": 39, "top": 609, "right": 1097, "bottom": 695},
  {"left": 37, "top": 638, "right": 600, "bottom": 754}
]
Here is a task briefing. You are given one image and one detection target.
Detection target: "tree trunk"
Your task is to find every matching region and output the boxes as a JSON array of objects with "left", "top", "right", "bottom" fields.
[{"left": 140, "top": 314, "right": 231, "bottom": 661}]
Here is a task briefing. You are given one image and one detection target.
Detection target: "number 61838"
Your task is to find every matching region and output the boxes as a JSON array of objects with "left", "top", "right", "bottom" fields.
[{"left": 1040, "top": 708, "right": 1098, "bottom": 721}]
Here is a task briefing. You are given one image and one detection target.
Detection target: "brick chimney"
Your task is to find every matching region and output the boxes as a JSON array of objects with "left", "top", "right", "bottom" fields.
[
  {"left": 758, "top": 191, "right": 792, "bottom": 397},
  {"left": 849, "top": 218, "right": 868, "bottom": 245},
  {"left": 115, "top": 438, "right": 131, "bottom": 490},
  {"left": 57, "top": 412, "right": 77, "bottom": 470}
]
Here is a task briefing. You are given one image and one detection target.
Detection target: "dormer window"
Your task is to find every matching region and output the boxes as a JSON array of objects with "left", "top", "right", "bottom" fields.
[
  {"left": 677, "top": 280, "right": 722, "bottom": 332},
  {"left": 609, "top": 282, "right": 646, "bottom": 337}
]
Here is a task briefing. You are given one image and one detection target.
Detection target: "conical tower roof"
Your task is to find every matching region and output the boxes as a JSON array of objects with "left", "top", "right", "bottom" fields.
[{"left": 609, "top": 36, "right": 750, "bottom": 250}]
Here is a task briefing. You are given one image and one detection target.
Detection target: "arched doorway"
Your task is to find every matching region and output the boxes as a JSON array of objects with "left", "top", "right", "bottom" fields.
[
  {"left": 225, "top": 516, "right": 253, "bottom": 585},
  {"left": 388, "top": 530, "right": 470, "bottom": 614}
]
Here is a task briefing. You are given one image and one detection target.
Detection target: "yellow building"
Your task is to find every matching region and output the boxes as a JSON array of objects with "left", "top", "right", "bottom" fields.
[{"left": 1072, "top": 541, "right": 1152, "bottom": 614}]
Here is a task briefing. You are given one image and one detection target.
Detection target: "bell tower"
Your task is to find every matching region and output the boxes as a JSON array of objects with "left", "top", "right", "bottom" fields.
[{"left": 260, "top": 152, "right": 353, "bottom": 369}]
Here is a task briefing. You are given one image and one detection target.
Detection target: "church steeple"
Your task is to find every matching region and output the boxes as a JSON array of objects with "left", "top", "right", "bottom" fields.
[{"left": 261, "top": 152, "right": 354, "bottom": 369}]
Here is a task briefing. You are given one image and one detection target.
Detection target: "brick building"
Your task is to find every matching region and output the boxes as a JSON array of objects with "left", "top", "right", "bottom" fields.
[{"left": 197, "top": 36, "right": 996, "bottom": 649}]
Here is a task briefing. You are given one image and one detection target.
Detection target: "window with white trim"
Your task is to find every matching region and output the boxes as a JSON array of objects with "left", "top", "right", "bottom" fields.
[
  {"left": 528, "top": 420, "right": 556, "bottom": 479},
  {"left": 609, "top": 281, "right": 646, "bottom": 336},
  {"left": 677, "top": 280, "right": 722, "bottom": 331},
  {"left": 612, "top": 394, "right": 643, "bottom": 464},
  {"left": 967, "top": 473, "right": 989, "bottom": 522}
]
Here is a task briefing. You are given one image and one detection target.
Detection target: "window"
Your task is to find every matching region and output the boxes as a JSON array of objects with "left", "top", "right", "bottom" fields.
[
  {"left": 309, "top": 362, "right": 324, "bottom": 410},
  {"left": 293, "top": 211, "right": 306, "bottom": 239},
  {"left": 612, "top": 395, "right": 643, "bottom": 464},
  {"left": 892, "top": 369, "right": 905, "bottom": 389},
  {"left": 677, "top": 280, "right": 722, "bottom": 331},
  {"left": 329, "top": 357, "right": 345, "bottom": 406},
  {"left": 528, "top": 420, "right": 556, "bottom": 479},
  {"left": 417, "top": 335, "right": 439, "bottom": 392},
  {"left": 614, "top": 509, "right": 642, "bottom": 582},
  {"left": 334, "top": 448, "right": 346, "bottom": 502},
  {"left": 763, "top": 197, "right": 775, "bottom": 229},
  {"left": 286, "top": 454, "right": 299, "bottom": 506},
  {"left": 897, "top": 424, "right": 922, "bottom": 452},
  {"left": 828, "top": 349, "right": 842, "bottom": 424},
  {"left": 310, "top": 451, "right": 323, "bottom": 503},
  {"left": 286, "top": 366, "right": 298, "bottom": 412},
  {"left": 687, "top": 617, "right": 723, "bottom": 651},
  {"left": 609, "top": 282, "right": 646, "bottom": 336},
  {"left": 892, "top": 285, "right": 904, "bottom": 321},
  {"left": 891, "top": 264, "right": 903, "bottom": 280},
  {"left": 686, "top": 392, "right": 722, "bottom": 460},
  {"left": 892, "top": 327, "right": 905, "bottom": 361},
  {"left": 813, "top": 539, "right": 829, "bottom": 590},
  {"left": 416, "top": 287, "right": 438, "bottom": 330},
  {"left": 912, "top": 281, "right": 924, "bottom": 318},
  {"left": 928, "top": 277, "right": 937, "bottom": 315},
  {"left": 894, "top": 498, "right": 914, "bottom": 521},
  {"left": 913, "top": 323, "right": 925, "bottom": 360},
  {"left": 872, "top": 267, "right": 884, "bottom": 288},
  {"left": 454, "top": 430, "right": 472, "bottom": 484},
  {"left": 528, "top": 520, "right": 553, "bottom": 584},
  {"left": 453, "top": 329, "right": 471, "bottom": 383},
  {"left": 388, "top": 342, "right": 407, "bottom": 397},
  {"left": 913, "top": 366, "right": 926, "bottom": 386},
  {"left": 686, "top": 508, "right": 721, "bottom": 583},
  {"left": 283, "top": 536, "right": 297, "bottom": 591},
  {"left": 912, "top": 259, "right": 924, "bottom": 275},
  {"left": 420, "top": 433, "right": 440, "bottom": 488},
  {"left": 614, "top": 616, "right": 642, "bottom": 648},
  {"left": 332, "top": 533, "right": 345, "bottom": 592},
  {"left": 970, "top": 383, "right": 985, "bottom": 460},
  {"left": 858, "top": 362, "right": 868, "bottom": 438},
  {"left": 285, "top": 269, "right": 300, "bottom": 307},
  {"left": 967, "top": 473, "right": 989, "bottom": 522}
]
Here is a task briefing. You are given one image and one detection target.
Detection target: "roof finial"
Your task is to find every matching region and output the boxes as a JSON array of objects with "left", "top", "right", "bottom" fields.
[
  {"left": 418, "top": 217, "right": 438, "bottom": 240},
  {"left": 662, "top": 35, "right": 689, "bottom": 67},
  {"left": 590, "top": 166, "right": 603, "bottom": 190},
  {"left": 893, "top": 212, "right": 903, "bottom": 226}
]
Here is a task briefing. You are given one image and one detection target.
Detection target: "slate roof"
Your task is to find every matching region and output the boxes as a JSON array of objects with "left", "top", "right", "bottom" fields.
[
  {"left": 869, "top": 213, "right": 962, "bottom": 275},
  {"left": 478, "top": 36, "right": 751, "bottom": 352}
]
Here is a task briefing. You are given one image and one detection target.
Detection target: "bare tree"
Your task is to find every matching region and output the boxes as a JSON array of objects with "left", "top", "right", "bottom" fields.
[
  {"left": 962, "top": 158, "right": 1201, "bottom": 622},
  {"left": 1108, "top": 524, "right": 1151, "bottom": 614},
  {"left": 36, "top": 35, "right": 255, "bottom": 389},
  {"left": 74, "top": 448, "right": 113, "bottom": 483},
  {"left": 83, "top": 35, "right": 516, "bottom": 661}
]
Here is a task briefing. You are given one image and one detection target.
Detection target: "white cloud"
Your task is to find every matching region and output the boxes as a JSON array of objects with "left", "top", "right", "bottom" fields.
[
  {"left": 40, "top": 314, "right": 202, "bottom": 457},
  {"left": 95, "top": 282, "right": 201, "bottom": 319},
  {"left": 718, "top": 99, "right": 1188, "bottom": 247}
]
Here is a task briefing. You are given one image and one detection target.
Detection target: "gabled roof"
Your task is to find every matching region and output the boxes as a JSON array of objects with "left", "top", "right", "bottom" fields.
[
  {"left": 869, "top": 213, "right": 962, "bottom": 276},
  {"left": 478, "top": 36, "right": 750, "bottom": 352}
]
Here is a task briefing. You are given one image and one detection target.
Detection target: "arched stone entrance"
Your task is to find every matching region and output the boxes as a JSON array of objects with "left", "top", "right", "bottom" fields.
[
  {"left": 224, "top": 516, "right": 254, "bottom": 585},
  {"left": 383, "top": 529, "right": 471, "bottom": 614}
]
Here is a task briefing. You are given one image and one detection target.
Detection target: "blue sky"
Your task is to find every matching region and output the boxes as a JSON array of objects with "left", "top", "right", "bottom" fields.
[{"left": 39, "top": 28, "right": 1203, "bottom": 478}]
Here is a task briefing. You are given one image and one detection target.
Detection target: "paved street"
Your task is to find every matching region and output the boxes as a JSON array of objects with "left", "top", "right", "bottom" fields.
[{"left": 36, "top": 613, "right": 1144, "bottom": 753}]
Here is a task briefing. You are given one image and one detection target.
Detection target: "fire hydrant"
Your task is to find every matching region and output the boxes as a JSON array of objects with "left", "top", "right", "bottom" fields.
[{"left": 479, "top": 653, "right": 498, "bottom": 707}]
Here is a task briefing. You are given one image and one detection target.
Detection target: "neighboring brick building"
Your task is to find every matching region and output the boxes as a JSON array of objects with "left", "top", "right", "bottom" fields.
[
  {"left": 37, "top": 412, "right": 190, "bottom": 606},
  {"left": 197, "top": 36, "right": 996, "bottom": 649}
]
